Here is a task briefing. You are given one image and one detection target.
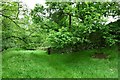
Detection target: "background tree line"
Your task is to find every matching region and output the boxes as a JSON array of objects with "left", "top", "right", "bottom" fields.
[{"left": 1, "top": 1, "right": 120, "bottom": 53}]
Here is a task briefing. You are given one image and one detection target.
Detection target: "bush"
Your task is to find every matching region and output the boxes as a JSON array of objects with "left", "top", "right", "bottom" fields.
[{"left": 47, "top": 27, "right": 74, "bottom": 48}]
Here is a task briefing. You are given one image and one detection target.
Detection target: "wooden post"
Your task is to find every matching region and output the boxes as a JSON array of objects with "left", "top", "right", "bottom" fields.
[{"left": 48, "top": 47, "right": 51, "bottom": 55}]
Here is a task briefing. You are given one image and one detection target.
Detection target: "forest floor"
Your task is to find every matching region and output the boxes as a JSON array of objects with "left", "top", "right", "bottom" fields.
[{"left": 2, "top": 46, "right": 118, "bottom": 78}]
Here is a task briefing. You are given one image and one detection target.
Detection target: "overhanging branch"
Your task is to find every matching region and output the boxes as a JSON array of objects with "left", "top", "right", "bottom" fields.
[
  {"left": 3, "top": 36, "right": 27, "bottom": 43},
  {"left": 0, "top": 13, "right": 25, "bottom": 30}
]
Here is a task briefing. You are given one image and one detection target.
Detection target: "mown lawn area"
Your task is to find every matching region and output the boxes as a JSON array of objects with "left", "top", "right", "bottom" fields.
[{"left": 2, "top": 47, "right": 118, "bottom": 78}]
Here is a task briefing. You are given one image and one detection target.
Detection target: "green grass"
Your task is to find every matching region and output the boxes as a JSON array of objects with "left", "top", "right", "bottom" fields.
[
  {"left": 2, "top": 47, "right": 118, "bottom": 78},
  {"left": 0, "top": 52, "right": 2, "bottom": 79}
]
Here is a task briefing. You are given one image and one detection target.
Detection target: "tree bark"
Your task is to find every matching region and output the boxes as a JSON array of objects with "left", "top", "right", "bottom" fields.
[{"left": 69, "top": 14, "right": 71, "bottom": 31}]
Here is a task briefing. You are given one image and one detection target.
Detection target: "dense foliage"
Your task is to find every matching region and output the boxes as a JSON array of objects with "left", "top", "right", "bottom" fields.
[
  {"left": 1, "top": 2, "right": 44, "bottom": 50},
  {"left": 1, "top": 1, "right": 120, "bottom": 52},
  {"left": 31, "top": 2, "right": 119, "bottom": 52}
]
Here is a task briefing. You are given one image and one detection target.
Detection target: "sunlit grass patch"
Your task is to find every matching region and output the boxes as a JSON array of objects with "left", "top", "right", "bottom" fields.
[{"left": 2, "top": 47, "right": 118, "bottom": 78}]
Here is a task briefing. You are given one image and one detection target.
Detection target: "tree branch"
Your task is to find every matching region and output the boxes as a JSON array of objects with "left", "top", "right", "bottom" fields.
[
  {"left": 3, "top": 36, "right": 27, "bottom": 43},
  {"left": 17, "top": 2, "right": 20, "bottom": 18},
  {"left": 0, "top": 13, "right": 25, "bottom": 30}
]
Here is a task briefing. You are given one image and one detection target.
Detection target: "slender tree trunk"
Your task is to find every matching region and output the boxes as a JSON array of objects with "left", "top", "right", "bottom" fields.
[{"left": 69, "top": 14, "right": 71, "bottom": 31}]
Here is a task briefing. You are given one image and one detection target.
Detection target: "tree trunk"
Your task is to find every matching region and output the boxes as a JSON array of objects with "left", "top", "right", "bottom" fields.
[
  {"left": 69, "top": 14, "right": 71, "bottom": 31},
  {"left": 48, "top": 47, "right": 51, "bottom": 55}
]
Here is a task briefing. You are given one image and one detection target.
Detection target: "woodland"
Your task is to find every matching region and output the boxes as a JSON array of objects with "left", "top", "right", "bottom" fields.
[{"left": 1, "top": 1, "right": 120, "bottom": 78}]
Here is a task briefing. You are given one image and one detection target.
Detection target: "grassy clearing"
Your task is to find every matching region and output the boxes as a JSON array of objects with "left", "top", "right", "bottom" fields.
[{"left": 2, "top": 47, "right": 118, "bottom": 78}]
